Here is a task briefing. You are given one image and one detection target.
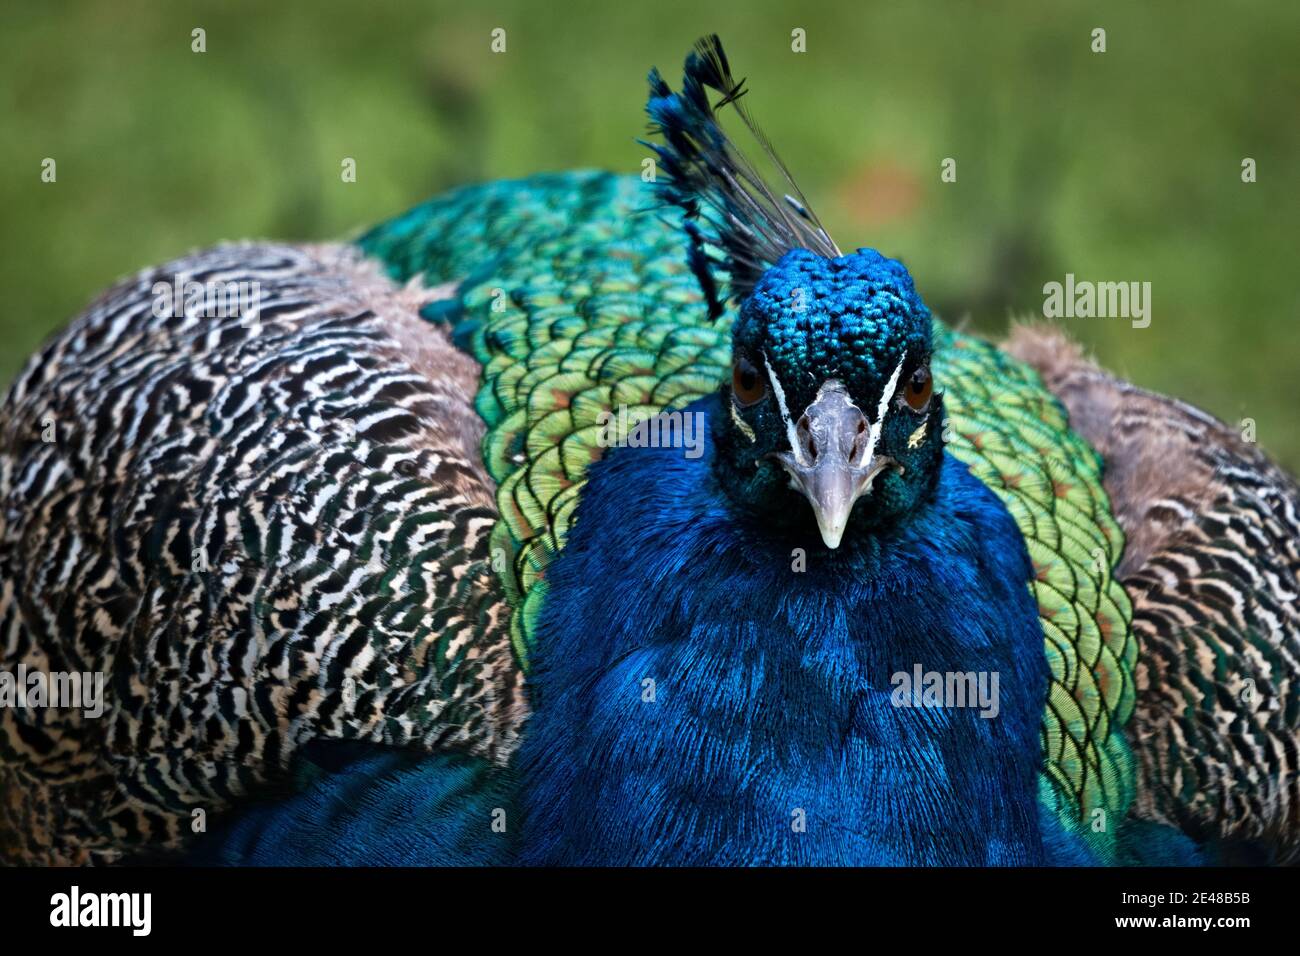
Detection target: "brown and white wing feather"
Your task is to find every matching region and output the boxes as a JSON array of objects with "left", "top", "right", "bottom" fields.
[
  {"left": 0, "top": 243, "right": 525, "bottom": 864},
  {"left": 1009, "top": 325, "right": 1300, "bottom": 861}
]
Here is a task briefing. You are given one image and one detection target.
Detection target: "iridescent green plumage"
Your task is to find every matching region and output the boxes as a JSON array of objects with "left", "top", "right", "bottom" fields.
[{"left": 360, "top": 170, "right": 1137, "bottom": 859}]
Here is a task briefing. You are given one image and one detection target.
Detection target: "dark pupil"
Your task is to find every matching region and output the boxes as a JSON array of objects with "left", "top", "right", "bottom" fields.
[
  {"left": 910, "top": 370, "right": 927, "bottom": 392},
  {"left": 740, "top": 369, "right": 757, "bottom": 391}
]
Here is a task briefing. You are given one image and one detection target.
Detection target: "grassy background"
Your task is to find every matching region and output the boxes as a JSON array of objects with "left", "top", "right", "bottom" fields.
[{"left": 2, "top": 0, "right": 1296, "bottom": 466}]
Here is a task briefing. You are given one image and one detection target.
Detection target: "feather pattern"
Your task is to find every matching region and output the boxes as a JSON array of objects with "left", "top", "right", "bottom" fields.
[
  {"left": 1009, "top": 326, "right": 1300, "bottom": 862},
  {"left": 0, "top": 243, "right": 526, "bottom": 864}
]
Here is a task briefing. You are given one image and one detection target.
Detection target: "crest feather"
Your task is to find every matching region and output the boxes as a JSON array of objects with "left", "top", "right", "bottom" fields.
[{"left": 643, "top": 35, "right": 840, "bottom": 315}]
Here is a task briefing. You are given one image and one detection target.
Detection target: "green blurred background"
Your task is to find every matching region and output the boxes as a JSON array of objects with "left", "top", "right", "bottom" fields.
[{"left": 2, "top": 1, "right": 1296, "bottom": 466}]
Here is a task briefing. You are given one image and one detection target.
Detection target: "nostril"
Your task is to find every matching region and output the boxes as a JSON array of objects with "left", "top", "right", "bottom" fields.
[{"left": 850, "top": 418, "right": 868, "bottom": 458}]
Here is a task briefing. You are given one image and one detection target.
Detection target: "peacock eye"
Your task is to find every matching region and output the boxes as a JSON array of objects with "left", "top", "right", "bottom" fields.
[
  {"left": 731, "top": 356, "right": 768, "bottom": 407},
  {"left": 903, "top": 364, "right": 933, "bottom": 411}
]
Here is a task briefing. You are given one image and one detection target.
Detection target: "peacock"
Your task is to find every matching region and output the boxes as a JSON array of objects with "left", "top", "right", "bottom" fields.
[{"left": 1, "top": 36, "right": 1296, "bottom": 867}]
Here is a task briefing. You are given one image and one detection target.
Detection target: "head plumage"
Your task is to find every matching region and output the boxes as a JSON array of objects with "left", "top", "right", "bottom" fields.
[
  {"left": 643, "top": 35, "right": 840, "bottom": 316},
  {"left": 737, "top": 248, "right": 932, "bottom": 413}
]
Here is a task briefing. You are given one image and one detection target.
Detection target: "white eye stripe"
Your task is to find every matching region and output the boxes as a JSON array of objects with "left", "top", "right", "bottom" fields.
[
  {"left": 858, "top": 351, "right": 907, "bottom": 468},
  {"left": 761, "top": 351, "right": 806, "bottom": 467},
  {"left": 729, "top": 399, "right": 757, "bottom": 443}
]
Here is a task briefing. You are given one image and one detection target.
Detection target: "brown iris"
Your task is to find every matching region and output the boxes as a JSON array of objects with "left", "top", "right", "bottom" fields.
[
  {"left": 903, "top": 364, "right": 933, "bottom": 411},
  {"left": 732, "top": 356, "right": 767, "bottom": 407}
]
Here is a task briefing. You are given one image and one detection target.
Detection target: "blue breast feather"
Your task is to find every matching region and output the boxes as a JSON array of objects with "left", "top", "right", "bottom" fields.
[{"left": 517, "top": 394, "right": 1083, "bottom": 865}]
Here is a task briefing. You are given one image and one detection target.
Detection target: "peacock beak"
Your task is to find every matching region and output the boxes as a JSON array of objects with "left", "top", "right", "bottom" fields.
[{"left": 770, "top": 381, "right": 901, "bottom": 549}]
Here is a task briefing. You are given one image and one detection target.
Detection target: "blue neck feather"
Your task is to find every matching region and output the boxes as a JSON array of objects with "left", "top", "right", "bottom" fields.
[{"left": 517, "top": 394, "right": 1067, "bottom": 865}]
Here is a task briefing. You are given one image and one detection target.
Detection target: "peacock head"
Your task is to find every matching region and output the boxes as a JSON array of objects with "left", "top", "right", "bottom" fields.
[
  {"left": 716, "top": 248, "right": 943, "bottom": 547},
  {"left": 645, "top": 35, "right": 945, "bottom": 548}
]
